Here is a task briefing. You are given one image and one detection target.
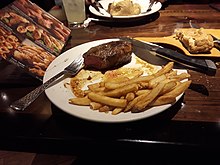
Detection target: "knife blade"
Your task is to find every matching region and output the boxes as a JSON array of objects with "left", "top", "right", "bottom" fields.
[
  {"left": 120, "top": 37, "right": 217, "bottom": 75},
  {"left": 91, "top": 2, "right": 101, "bottom": 12}
]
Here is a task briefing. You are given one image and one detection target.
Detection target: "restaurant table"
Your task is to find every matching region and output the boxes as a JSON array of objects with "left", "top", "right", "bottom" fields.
[{"left": 1, "top": 2, "right": 220, "bottom": 164}]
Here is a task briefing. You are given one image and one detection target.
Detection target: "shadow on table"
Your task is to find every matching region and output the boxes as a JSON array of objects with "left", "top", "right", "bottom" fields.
[
  {"left": 48, "top": 95, "right": 219, "bottom": 164},
  {"left": 50, "top": 95, "right": 184, "bottom": 130}
]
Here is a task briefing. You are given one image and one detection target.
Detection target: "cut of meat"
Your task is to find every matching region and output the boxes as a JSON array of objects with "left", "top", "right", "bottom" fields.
[{"left": 83, "top": 40, "right": 132, "bottom": 70}]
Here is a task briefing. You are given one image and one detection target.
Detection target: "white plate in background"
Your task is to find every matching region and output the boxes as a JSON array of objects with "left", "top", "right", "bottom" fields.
[{"left": 89, "top": 0, "right": 162, "bottom": 19}]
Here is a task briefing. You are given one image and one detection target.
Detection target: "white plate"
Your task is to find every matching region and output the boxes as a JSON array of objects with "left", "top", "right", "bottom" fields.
[
  {"left": 44, "top": 38, "right": 186, "bottom": 123},
  {"left": 89, "top": 0, "right": 162, "bottom": 19}
]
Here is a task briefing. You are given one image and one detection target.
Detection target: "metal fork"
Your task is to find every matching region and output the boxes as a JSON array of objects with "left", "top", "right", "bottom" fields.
[{"left": 10, "top": 57, "right": 84, "bottom": 111}]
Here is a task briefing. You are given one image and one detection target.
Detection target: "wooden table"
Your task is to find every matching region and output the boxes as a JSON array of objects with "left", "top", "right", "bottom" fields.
[{"left": 0, "top": 2, "right": 220, "bottom": 164}]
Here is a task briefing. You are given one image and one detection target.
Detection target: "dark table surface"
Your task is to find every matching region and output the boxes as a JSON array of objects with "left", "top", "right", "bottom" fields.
[{"left": 1, "top": 2, "right": 220, "bottom": 164}]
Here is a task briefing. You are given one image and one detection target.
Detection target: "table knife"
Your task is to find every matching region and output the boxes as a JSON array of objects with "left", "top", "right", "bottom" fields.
[{"left": 120, "top": 37, "right": 217, "bottom": 75}]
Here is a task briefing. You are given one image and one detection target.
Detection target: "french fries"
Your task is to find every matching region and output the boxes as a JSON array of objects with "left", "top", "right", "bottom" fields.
[
  {"left": 112, "top": 107, "right": 124, "bottom": 115},
  {"left": 90, "top": 102, "right": 103, "bottom": 110},
  {"left": 69, "top": 62, "right": 191, "bottom": 115},
  {"left": 69, "top": 97, "right": 91, "bottom": 106},
  {"left": 99, "top": 83, "right": 139, "bottom": 97},
  {"left": 104, "top": 75, "right": 155, "bottom": 90},
  {"left": 88, "top": 92, "right": 127, "bottom": 108},
  {"left": 132, "top": 82, "right": 166, "bottom": 112},
  {"left": 150, "top": 95, "right": 176, "bottom": 106}
]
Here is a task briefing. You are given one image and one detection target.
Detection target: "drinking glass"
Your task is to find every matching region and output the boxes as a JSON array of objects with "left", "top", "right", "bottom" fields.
[{"left": 62, "top": 0, "right": 86, "bottom": 29}]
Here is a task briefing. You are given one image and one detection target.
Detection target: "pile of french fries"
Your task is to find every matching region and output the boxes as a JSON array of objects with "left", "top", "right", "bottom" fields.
[{"left": 69, "top": 62, "right": 191, "bottom": 115}]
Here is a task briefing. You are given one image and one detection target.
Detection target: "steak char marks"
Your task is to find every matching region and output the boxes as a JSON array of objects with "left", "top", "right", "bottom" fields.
[{"left": 83, "top": 40, "right": 132, "bottom": 70}]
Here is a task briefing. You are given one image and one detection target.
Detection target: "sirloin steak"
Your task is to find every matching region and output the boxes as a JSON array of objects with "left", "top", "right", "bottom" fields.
[{"left": 83, "top": 40, "right": 132, "bottom": 70}]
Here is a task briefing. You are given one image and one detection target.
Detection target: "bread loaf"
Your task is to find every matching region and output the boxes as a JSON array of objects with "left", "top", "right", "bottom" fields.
[{"left": 175, "top": 28, "right": 214, "bottom": 53}]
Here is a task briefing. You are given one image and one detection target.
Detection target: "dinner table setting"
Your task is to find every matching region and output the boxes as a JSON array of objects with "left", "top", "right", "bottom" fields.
[{"left": 0, "top": 0, "right": 220, "bottom": 164}]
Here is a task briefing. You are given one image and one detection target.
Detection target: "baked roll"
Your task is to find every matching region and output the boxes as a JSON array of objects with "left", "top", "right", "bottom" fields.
[{"left": 175, "top": 28, "right": 214, "bottom": 53}]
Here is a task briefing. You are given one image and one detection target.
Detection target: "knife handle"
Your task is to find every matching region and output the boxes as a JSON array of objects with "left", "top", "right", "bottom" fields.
[{"left": 155, "top": 47, "right": 216, "bottom": 75}]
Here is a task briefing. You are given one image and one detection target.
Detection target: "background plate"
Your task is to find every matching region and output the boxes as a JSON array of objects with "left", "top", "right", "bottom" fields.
[{"left": 89, "top": 0, "right": 162, "bottom": 19}]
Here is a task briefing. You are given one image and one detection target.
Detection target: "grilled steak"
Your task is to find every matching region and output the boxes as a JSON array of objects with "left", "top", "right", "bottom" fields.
[{"left": 83, "top": 40, "right": 132, "bottom": 70}]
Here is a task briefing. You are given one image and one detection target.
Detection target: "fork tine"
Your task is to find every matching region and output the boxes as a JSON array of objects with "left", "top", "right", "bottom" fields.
[
  {"left": 64, "top": 56, "right": 83, "bottom": 75},
  {"left": 69, "top": 56, "right": 83, "bottom": 66},
  {"left": 76, "top": 57, "right": 83, "bottom": 66},
  {"left": 74, "top": 56, "right": 83, "bottom": 64}
]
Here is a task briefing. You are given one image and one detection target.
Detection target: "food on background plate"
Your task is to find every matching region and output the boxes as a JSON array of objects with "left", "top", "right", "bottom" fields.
[
  {"left": 68, "top": 61, "right": 191, "bottom": 115},
  {"left": 83, "top": 40, "right": 132, "bottom": 70},
  {"left": 175, "top": 28, "right": 214, "bottom": 53},
  {"left": 108, "top": 0, "right": 141, "bottom": 16}
]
